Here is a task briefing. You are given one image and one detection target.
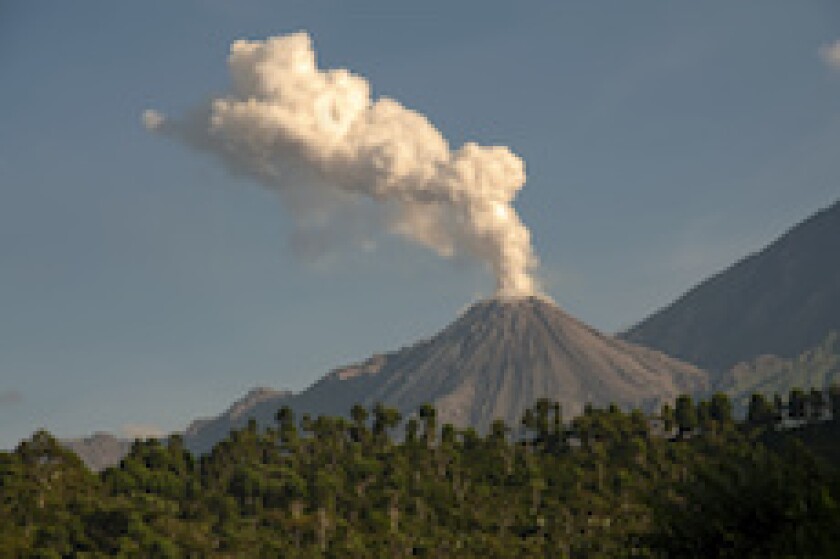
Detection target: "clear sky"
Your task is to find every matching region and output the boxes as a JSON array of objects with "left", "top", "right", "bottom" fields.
[{"left": 2, "top": 1, "right": 839, "bottom": 448}]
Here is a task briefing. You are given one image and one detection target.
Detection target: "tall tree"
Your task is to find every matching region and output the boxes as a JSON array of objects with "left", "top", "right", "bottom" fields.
[
  {"left": 660, "top": 403, "right": 675, "bottom": 434},
  {"left": 747, "top": 393, "right": 774, "bottom": 427},
  {"left": 788, "top": 388, "right": 807, "bottom": 421},
  {"left": 773, "top": 393, "right": 785, "bottom": 422},
  {"left": 709, "top": 392, "right": 733, "bottom": 426},
  {"left": 350, "top": 404, "right": 369, "bottom": 444},
  {"left": 372, "top": 403, "right": 402, "bottom": 443},
  {"left": 419, "top": 403, "right": 437, "bottom": 447},
  {"left": 829, "top": 384, "right": 840, "bottom": 421},
  {"left": 809, "top": 388, "right": 825, "bottom": 422},
  {"left": 675, "top": 395, "right": 697, "bottom": 439}
]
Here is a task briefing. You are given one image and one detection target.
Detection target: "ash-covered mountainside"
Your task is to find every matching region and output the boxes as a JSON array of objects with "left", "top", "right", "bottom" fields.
[
  {"left": 185, "top": 296, "right": 708, "bottom": 453},
  {"left": 623, "top": 200, "right": 840, "bottom": 373},
  {"left": 292, "top": 296, "right": 708, "bottom": 427}
]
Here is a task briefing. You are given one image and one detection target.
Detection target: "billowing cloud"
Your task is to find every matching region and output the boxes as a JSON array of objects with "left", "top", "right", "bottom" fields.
[
  {"left": 0, "top": 390, "right": 22, "bottom": 406},
  {"left": 145, "top": 32, "right": 539, "bottom": 296},
  {"left": 819, "top": 40, "right": 840, "bottom": 70}
]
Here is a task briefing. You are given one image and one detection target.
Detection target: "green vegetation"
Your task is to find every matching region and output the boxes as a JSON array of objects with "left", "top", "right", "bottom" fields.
[{"left": 2, "top": 392, "right": 840, "bottom": 558}]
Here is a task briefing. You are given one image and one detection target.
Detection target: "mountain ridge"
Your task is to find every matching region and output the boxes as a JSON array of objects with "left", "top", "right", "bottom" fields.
[
  {"left": 622, "top": 200, "right": 840, "bottom": 373},
  {"left": 720, "top": 330, "right": 840, "bottom": 413}
]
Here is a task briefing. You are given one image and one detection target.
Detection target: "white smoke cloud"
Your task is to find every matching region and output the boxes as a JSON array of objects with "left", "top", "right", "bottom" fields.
[
  {"left": 146, "top": 32, "right": 539, "bottom": 296},
  {"left": 820, "top": 40, "right": 840, "bottom": 70}
]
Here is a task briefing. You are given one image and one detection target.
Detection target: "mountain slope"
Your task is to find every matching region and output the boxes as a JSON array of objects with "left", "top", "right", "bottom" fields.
[
  {"left": 183, "top": 387, "right": 292, "bottom": 455},
  {"left": 184, "top": 296, "right": 708, "bottom": 453},
  {"left": 62, "top": 433, "right": 132, "bottom": 472},
  {"left": 292, "top": 297, "right": 708, "bottom": 426},
  {"left": 622, "top": 200, "right": 840, "bottom": 373}
]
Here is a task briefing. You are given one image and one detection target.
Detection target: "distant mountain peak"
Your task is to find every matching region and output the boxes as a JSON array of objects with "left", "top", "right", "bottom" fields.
[
  {"left": 62, "top": 432, "right": 131, "bottom": 472},
  {"left": 623, "top": 199, "right": 840, "bottom": 373}
]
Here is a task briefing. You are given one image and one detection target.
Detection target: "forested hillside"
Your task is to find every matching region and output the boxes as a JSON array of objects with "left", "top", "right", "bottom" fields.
[{"left": 2, "top": 396, "right": 840, "bottom": 558}]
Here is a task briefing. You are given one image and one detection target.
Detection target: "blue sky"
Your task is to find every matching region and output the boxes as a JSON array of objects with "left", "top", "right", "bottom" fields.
[{"left": 2, "top": 1, "right": 839, "bottom": 447}]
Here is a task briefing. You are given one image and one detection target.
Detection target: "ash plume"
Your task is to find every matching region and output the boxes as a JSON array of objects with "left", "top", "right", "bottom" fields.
[{"left": 145, "top": 32, "right": 539, "bottom": 296}]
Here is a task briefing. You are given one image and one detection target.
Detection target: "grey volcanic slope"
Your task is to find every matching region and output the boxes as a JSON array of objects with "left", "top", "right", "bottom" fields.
[
  {"left": 185, "top": 297, "right": 708, "bottom": 453},
  {"left": 184, "top": 387, "right": 292, "bottom": 455},
  {"left": 623, "top": 200, "right": 840, "bottom": 374}
]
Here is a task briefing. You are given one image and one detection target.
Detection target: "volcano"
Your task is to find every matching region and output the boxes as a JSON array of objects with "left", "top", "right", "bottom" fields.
[{"left": 184, "top": 296, "right": 709, "bottom": 453}]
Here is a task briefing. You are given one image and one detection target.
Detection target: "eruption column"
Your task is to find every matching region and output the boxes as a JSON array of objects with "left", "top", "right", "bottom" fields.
[{"left": 145, "top": 32, "right": 539, "bottom": 296}]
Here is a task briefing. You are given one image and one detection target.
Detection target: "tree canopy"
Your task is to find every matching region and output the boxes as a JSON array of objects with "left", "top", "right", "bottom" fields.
[{"left": 2, "top": 390, "right": 839, "bottom": 557}]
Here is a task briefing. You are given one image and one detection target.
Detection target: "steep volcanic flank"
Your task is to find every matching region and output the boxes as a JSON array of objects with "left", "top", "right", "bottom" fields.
[
  {"left": 294, "top": 296, "right": 708, "bottom": 426},
  {"left": 184, "top": 297, "right": 708, "bottom": 453}
]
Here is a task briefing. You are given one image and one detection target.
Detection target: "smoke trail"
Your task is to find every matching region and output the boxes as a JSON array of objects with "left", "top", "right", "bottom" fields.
[{"left": 145, "top": 32, "right": 538, "bottom": 296}]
